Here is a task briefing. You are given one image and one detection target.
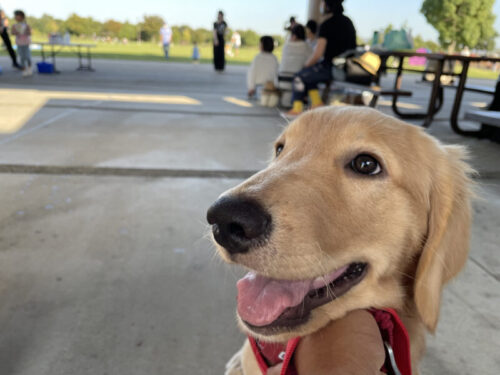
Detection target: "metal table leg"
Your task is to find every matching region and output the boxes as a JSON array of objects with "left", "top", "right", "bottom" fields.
[
  {"left": 390, "top": 57, "right": 444, "bottom": 126},
  {"left": 87, "top": 46, "right": 94, "bottom": 71},
  {"left": 51, "top": 45, "right": 60, "bottom": 73},
  {"left": 77, "top": 45, "right": 83, "bottom": 70},
  {"left": 76, "top": 45, "right": 95, "bottom": 71},
  {"left": 449, "top": 60, "right": 484, "bottom": 136},
  {"left": 423, "top": 60, "right": 444, "bottom": 127}
]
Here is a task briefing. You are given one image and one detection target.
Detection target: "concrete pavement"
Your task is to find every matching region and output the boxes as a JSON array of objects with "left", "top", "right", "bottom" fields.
[{"left": 0, "top": 57, "right": 498, "bottom": 375}]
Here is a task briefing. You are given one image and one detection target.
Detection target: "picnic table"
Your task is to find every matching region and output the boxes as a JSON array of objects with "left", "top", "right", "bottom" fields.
[
  {"left": 374, "top": 50, "right": 500, "bottom": 136},
  {"left": 33, "top": 42, "right": 97, "bottom": 73}
]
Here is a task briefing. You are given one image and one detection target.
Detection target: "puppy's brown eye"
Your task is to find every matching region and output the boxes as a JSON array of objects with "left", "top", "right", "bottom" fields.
[
  {"left": 351, "top": 154, "right": 381, "bottom": 175},
  {"left": 275, "top": 144, "right": 284, "bottom": 157}
]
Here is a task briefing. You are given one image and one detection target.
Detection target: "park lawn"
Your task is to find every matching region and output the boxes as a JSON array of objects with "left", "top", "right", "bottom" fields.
[
  {"left": 387, "top": 56, "right": 499, "bottom": 80},
  {"left": 13, "top": 40, "right": 276, "bottom": 65},
  {"left": 1, "top": 39, "right": 496, "bottom": 80}
]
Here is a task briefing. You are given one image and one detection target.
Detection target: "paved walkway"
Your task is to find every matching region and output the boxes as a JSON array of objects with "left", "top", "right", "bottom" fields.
[{"left": 0, "top": 57, "right": 498, "bottom": 375}]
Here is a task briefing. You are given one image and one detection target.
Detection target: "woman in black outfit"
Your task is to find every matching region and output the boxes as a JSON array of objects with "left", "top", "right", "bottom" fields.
[
  {"left": 0, "top": 9, "right": 21, "bottom": 69},
  {"left": 213, "top": 11, "right": 227, "bottom": 71}
]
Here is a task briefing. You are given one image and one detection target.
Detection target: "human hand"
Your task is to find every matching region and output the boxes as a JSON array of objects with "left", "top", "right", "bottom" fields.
[{"left": 266, "top": 363, "right": 283, "bottom": 375}]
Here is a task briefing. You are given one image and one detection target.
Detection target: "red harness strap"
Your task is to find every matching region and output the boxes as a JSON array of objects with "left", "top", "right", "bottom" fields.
[
  {"left": 249, "top": 335, "right": 300, "bottom": 375},
  {"left": 248, "top": 308, "right": 412, "bottom": 375},
  {"left": 369, "top": 308, "right": 412, "bottom": 375}
]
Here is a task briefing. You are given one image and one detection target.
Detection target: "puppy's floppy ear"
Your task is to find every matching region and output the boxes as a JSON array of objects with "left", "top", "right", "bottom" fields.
[{"left": 414, "top": 145, "right": 474, "bottom": 332}]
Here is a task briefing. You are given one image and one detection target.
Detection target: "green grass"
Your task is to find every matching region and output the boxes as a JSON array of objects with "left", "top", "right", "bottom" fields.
[
  {"left": 386, "top": 56, "right": 499, "bottom": 81},
  {"left": 1, "top": 38, "right": 497, "bottom": 80},
  {"left": 6, "top": 39, "right": 275, "bottom": 65}
]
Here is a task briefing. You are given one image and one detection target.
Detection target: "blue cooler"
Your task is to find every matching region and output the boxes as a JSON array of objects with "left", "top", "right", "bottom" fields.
[{"left": 37, "top": 62, "right": 54, "bottom": 74}]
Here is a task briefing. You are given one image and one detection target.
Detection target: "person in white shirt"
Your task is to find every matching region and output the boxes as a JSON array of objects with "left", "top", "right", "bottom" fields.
[
  {"left": 231, "top": 31, "right": 241, "bottom": 57},
  {"left": 277, "top": 24, "right": 313, "bottom": 107},
  {"left": 247, "top": 36, "right": 278, "bottom": 98},
  {"left": 279, "top": 24, "right": 313, "bottom": 76},
  {"left": 159, "top": 23, "right": 172, "bottom": 59}
]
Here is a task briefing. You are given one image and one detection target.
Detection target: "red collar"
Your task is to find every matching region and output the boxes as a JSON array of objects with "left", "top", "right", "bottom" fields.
[{"left": 248, "top": 308, "right": 412, "bottom": 375}]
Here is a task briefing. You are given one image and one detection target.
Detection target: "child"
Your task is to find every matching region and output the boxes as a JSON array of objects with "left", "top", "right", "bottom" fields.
[
  {"left": 192, "top": 42, "right": 200, "bottom": 63},
  {"left": 246, "top": 36, "right": 278, "bottom": 98},
  {"left": 11, "top": 10, "right": 32, "bottom": 76}
]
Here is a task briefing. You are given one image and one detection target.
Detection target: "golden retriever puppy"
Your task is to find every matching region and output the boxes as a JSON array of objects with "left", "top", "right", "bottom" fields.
[{"left": 207, "top": 106, "right": 473, "bottom": 375}]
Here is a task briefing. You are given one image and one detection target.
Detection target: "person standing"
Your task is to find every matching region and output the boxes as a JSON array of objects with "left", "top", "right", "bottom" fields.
[
  {"left": 213, "top": 10, "right": 227, "bottom": 72},
  {"left": 0, "top": 7, "right": 21, "bottom": 69},
  {"left": 192, "top": 41, "right": 200, "bottom": 63},
  {"left": 284, "top": 16, "right": 297, "bottom": 42},
  {"left": 11, "top": 10, "right": 31, "bottom": 76},
  {"left": 160, "top": 22, "right": 172, "bottom": 59},
  {"left": 232, "top": 31, "right": 241, "bottom": 57}
]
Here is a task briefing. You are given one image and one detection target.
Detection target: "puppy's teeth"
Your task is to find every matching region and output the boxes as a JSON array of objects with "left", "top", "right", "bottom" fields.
[{"left": 313, "top": 276, "right": 324, "bottom": 284}]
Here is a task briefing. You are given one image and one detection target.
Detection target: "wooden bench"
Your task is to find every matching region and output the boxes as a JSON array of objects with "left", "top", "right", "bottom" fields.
[
  {"left": 276, "top": 75, "right": 412, "bottom": 108},
  {"left": 465, "top": 110, "right": 500, "bottom": 126},
  {"left": 465, "top": 110, "right": 500, "bottom": 142},
  {"left": 443, "top": 83, "right": 495, "bottom": 95},
  {"left": 329, "top": 81, "right": 412, "bottom": 108}
]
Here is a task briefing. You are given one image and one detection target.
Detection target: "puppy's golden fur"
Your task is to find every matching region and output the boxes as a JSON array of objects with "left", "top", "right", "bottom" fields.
[{"left": 214, "top": 107, "right": 473, "bottom": 374}]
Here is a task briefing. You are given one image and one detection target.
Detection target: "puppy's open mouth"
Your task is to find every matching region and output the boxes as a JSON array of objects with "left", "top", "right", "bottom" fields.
[{"left": 237, "top": 262, "right": 367, "bottom": 335}]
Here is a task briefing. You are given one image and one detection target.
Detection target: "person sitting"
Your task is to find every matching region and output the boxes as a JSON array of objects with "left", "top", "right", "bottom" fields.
[
  {"left": 287, "top": 0, "right": 356, "bottom": 116},
  {"left": 247, "top": 36, "right": 279, "bottom": 98},
  {"left": 305, "top": 20, "right": 318, "bottom": 50},
  {"left": 280, "top": 25, "right": 313, "bottom": 76},
  {"left": 277, "top": 24, "right": 313, "bottom": 107}
]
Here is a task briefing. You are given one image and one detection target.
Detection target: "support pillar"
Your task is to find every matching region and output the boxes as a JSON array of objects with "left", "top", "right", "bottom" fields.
[{"left": 307, "top": 0, "right": 321, "bottom": 22}]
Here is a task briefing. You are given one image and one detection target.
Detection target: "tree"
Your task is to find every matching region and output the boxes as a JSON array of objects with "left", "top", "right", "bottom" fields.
[
  {"left": 27, "top": 13, "right": 60, "bottom": 35},
  {"left": 103, "top": 20, "right": 123, "bottom": 37},
  {"left": 139, "top": 15, "right": 165, "bottom": 42},
  {"left": 239, "top": 29, "right": 260, "bottom": 47},
  {"left": 64, "top": 13, "right": 87, "bottom": 35},
  {"left": 192, "top": 28, "right": 212, "bottom": 44},
  {"left": 171, "top": 26, "right": 182, "bottom": 44},
  {"left": 413, "top": 35, "right": 440, "bottom": 51},
  {"left": 64, "top": 14, "right": 101, "bottom": 37},
  {"left": 118, "top": 22, "right": 138, "bottom": 41},
  {"left": 421, "top": 0, "right": 496, "bottom": 51},
  {"left": 180, "top": 26, "right": 192, "bottom": 44}
]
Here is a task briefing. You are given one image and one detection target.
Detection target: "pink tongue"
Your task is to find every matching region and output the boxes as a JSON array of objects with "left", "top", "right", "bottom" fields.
[{"left": 236, "top": 266, "right": 348, "bottom": 327}]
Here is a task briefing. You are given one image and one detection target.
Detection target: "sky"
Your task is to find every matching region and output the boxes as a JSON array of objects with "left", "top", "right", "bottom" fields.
[{"left": 1, "top": 0, "right": 500, "bottom": 43}]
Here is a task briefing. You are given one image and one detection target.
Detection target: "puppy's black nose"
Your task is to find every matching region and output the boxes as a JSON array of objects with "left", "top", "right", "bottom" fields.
[{"left": 207, "top": 196, "right": 271, "bottom": 254}]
